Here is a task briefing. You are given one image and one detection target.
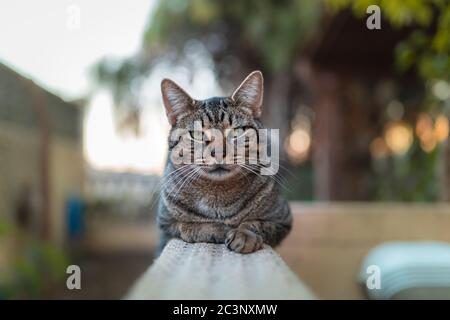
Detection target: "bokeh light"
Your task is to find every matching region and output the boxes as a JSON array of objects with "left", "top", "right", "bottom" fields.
[
  {"left": 384, "top": 121, "right": 413, "bottom": 155},
  {"left": 386, "top": 100, "right": 404, "bottom": 120},
  {"left": 432, "top": 80, "right": 450, "bottom": 101},
  {"left": 415, "top": 113, "right": 449, "bottom": 153},
  {"left": 286, "top": 128, "right": 311, "bottom": 163},
  {"left": 434, "top": 115, "right": 449, "bottom": 142}
]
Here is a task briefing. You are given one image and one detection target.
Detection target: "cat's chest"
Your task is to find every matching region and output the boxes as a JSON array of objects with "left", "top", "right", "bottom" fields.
[{"left": 195, "top": 197, "right": 240, "bottom": 218}]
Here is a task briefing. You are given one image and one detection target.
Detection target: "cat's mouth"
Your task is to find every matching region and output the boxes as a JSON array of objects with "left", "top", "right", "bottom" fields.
[
  {"left": 209, "top": 165, "right": 230, "bottom": 174},
  {"left": 202, "top": 164, "right": 236, "bottom": 180}
]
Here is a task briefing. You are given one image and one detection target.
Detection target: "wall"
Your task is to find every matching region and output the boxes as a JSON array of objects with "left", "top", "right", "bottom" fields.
[
  {"left": 0, "top": 121, "right": 84, "bottom": 243},
  {"left": 0, "top": 122, "right": 40, "bottom": 224},
  {"left": 50, "top": 135, "right": 84, "bottom": 244},
  {"left": 278, "top": 202, "right": 450, "bottom": 299}
]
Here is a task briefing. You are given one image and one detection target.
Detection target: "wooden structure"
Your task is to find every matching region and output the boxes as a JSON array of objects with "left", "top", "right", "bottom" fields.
[
  {"left": 126, "top": 239, "right": 315, "bottom": 300},
  {"left": 300, "top": 11, "right": 420, "bottom": 200},
  {"left": 125, "top": 203, "right": 450, "bottom": 300},
  {"left": 279, "top": 202, "right": 450, "bottom": 299}
]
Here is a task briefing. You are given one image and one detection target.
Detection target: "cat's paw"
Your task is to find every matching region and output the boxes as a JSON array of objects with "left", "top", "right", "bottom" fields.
[{"left": 225, "top": 228, "right": 263, "bottom": 254}]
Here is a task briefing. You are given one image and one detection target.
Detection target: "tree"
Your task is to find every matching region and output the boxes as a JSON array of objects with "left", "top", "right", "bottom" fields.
[
  {"left": 94, "top": 0, "right": 323, "bottom": 161},
  {"left": 323, "top": 0, "right": 450, "bottom": 201},
  {"left": 94, "top": 0, "right": 450, "bottom": 200}
]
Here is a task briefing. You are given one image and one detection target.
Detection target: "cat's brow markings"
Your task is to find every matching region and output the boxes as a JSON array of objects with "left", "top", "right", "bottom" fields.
[{"left": 205, "top": 110, "right": 214, "bottom": 123}]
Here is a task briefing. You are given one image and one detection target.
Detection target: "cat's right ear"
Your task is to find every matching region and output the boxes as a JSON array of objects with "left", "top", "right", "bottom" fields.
[{"left": 161, "top": 79, "right": 194, "bottom": 125}]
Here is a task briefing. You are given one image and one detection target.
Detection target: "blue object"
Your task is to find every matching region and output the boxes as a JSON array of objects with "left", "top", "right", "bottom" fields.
[
  {"left": 359, "top": 241, "right": 450, "bottom": 299},
  {"left": 66, "top": 196, "right": 85, "bottom": 239}
]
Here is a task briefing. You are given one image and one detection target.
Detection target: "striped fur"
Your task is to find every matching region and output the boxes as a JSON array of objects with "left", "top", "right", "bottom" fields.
[{"left": 157, "top": 71, "right": 292, "bottom": 255}]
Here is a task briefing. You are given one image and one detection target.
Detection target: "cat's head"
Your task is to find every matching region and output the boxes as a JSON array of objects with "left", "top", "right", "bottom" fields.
[{"left": 161, "top": 71, "right": 265, "bottom": 181}]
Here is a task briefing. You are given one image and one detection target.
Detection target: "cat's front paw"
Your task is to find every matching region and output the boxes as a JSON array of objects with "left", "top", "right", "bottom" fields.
[{"left": 225, "top": 228, "right": 263, "bottom": 254}]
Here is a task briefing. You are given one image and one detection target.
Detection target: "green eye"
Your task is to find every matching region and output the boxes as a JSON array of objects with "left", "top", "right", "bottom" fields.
[
  {"left": 188, "top": 130, "right": 204, "bottom": 142},
  {"left": 231, "top": 127, "right": 252, "bottom": 140}
]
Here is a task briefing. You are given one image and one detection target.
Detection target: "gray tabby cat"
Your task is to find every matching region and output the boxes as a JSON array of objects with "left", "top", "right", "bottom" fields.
[{"left": 157, "top": 71, "right": 292, "bottom": 255}]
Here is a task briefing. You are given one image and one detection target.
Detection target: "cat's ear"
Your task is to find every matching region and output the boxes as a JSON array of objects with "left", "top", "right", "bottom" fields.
[
  {"left": 161, "top": 79, "right": 195, "bottom": 125},
  {"left": 231, "top": 70, "right": 264, "bottom": 118}
]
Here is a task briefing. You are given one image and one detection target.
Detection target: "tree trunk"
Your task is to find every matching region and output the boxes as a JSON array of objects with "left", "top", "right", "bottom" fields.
[
  {"left": 311, "top": 68, "right": 376, "bottom": 201},
  {"left": 28, "top": 81, "right": 51, "bottom": 240},
  {"left": 262, "top": 71, "right": 292, "bottom": 164},
  {"left": 311, "top": 70, "right": 342, "bottom": 200}
]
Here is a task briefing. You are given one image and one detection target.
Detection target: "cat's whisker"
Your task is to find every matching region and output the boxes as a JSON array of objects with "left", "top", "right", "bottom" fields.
[
  {"left": 172, "top": 167, "right": 198, "bottom": 192},
  {"left": 182, "top": 167, "right": 202, "bottom": 194},
  {"left": 164, "top": 165, "right": 194, "bottom": 184},
  {"left": 153, "top": 165, "right": 193, "bottom": 193},
  {"left": 177, "top": 168, "right": 201, "bottom": 193},
  {"left": 159, "top": 166, "right": 193, "bottom": 194},
  {"left": 166, "top": 170, "right": 193, "bottom": 195},
  {"left": 231, "top": 156, "right": 295, "bottom": 181},
  {"left": 244, "top": 162, "right": 289, "bottom": 181},
  {"left": 251, "top": 165, "right": 289, "bottom": 186},
  {"left": 171, "top": 166, "right": 201, "bottom": 197},
  {"left": 237, "top": 163, "right": 290, "bottom": 191},
  {"left": 147, "top": 165, "right": 195, "bottom": 212},
  {"left": 161, "top": 165, "right": 192, "bottom": 196}
]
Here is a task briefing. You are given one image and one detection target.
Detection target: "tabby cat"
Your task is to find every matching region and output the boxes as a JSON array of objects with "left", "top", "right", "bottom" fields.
[{"left": 157, "top": 71, "right": 292, "bottom": 255}]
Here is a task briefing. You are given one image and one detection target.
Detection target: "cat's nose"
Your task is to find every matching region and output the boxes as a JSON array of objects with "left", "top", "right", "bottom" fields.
[
  {"left": 211, "top": 151, "right": 225, "bottom": 165},
  {"left": 210, "top": 149, "right": 223, "bottom": 158},
  {"left": 209, "top": 137, "right": 227, "bottom": 160}
]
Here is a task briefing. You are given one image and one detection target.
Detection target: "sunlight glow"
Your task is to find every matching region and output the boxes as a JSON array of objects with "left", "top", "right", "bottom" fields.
[
  {"left": 286, "top": 128, "right": 311, "bottom": 163},
  {"left": 384, "top": 121, "right": 413, "bottom": 155},
  {"left": 84, "top": 91, "right": 169, "bottom": 175}
]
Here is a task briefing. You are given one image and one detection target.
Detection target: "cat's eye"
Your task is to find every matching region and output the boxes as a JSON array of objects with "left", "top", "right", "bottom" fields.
[
  {"left": 188, "top": 130, "right": 205, "bottom": 142},
  {"left": 230, "top": 126, "right": 253, "bottom": 140}
]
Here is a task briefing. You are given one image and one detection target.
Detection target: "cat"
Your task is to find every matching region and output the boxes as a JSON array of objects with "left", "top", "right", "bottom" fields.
[{"left": 156, "top": 71, "right": 292, "bottom": 255}]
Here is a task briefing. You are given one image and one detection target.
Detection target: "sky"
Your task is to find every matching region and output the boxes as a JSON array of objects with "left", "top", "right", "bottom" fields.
[
  {"left": 0, "top": 0, "right": 154, "bottom": 99},
  {"left": 0, "top": 0, "right": 223, "bottom": 175},
  {"left": 0, "top": 0, "right": 165, "bottom": 174}
]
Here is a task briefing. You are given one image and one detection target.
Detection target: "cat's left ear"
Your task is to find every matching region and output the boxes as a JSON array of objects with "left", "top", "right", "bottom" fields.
[
  {"left": 161, "top": 79, "right": 195, "bottom": 125},
  {"left": 231, "top": 70, "right": 264, "bottom": 118}
]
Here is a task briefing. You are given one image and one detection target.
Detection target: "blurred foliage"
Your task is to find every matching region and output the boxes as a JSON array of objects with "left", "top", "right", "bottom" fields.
[
  {"left": 95, "top": 0, "right": 450, "bottom": 105},
  {"left": 0, "top": 217, "right": 69, "bottom": 299},
  {"left": 0, "top": 217, "right": 14, "bottom": 236},
  {"left": 93, "top": 0, "right": 450, "bottom": 201},
  {"left": 373, "top": 141, "right": 440, "bottom": 202},
  {"left": 94, "top": 0, "right": 322, "bottom": 108},
  {"left": 327, "top": 0, "right": 450, "bottom": 81},
  {"left": 144, "top": 0, "right": 322, "bottom": 72},
  {"left": 284, "top": 161, "right": 314, "bottom": 201},
  {"left": 328, "top": 0, "right": 450, "bottom": 201}
]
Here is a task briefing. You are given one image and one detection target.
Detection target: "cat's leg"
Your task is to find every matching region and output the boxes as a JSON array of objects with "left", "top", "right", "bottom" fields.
[
  {"left": 225, "top": 218, "right": 292, "bottom": 254},
  {"left": 242, "top": 220, "right": 292, "bottom": 246},
  {"left": 178, "top": 222, "right": 230, "bottom": 244},
  {"left": 225, "top": 228, "right": 264, "bottom": 254}
]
